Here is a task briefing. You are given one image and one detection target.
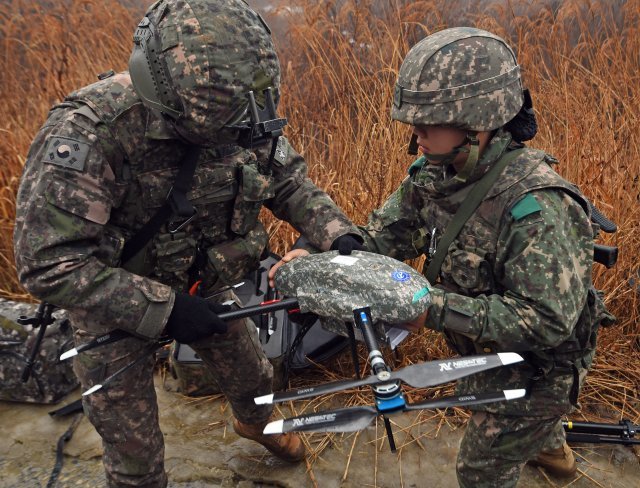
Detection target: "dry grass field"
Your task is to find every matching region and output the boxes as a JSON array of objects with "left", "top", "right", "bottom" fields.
[{"left": 1, "top": 0, "right": 637, "bottom": 436}]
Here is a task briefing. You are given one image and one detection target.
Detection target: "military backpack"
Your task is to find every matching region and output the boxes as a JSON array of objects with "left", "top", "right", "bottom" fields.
[{"left": 0, "top": 299, "right": 78, "bottom": 404}]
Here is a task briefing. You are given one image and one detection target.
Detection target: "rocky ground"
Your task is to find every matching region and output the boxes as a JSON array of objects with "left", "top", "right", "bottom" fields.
[{"left": 1, "top": 374, "right": 639, "bottom": 488}]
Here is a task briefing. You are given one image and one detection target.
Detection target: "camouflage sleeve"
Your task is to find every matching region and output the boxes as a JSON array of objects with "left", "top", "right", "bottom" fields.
[
  {"left": 358, "top": 178, "right": 424, "bottom": 260},
  {"left": 13, "top": 107, "right": 174, "bottom": 339},
  {"left": 261, "top": 136, "right": 359, "bottom": 250},
  {"left": 425, "top": 189, "right": 593, "bottom": 351}
]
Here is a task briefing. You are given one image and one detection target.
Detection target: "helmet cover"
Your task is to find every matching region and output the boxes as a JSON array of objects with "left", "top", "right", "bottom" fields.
[
  {"left": 129, "top": 0, "right": 280, "bottom": 145},
  {"left": 392, "top": 27, "right": 523, "bottom": 131}
]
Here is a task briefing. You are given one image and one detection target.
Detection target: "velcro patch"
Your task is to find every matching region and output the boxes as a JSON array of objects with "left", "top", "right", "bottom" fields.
[
  {"left": 273, "top": 136, "right": 288, "bottom": 165},
  {"left": 43, "top": 136, "right": 90, "bottom": 172},
  {"left": 510, "top": 193, "right": 542, "bottom": 221}
]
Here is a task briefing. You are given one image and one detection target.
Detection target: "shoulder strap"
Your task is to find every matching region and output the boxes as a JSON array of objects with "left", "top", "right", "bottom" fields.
[
  {"left": 120, "top": 146, "right": 201, "bottom": 265},
  {"left": 424, "top": 149, "right": 525, "bottom": 283}
]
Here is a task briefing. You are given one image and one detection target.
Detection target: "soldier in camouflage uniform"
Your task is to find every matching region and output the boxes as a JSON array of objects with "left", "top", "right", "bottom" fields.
[
  {"left": 359, "top": 27, "right": 613, "bottom": 487},
  {"left": 272, "top": 27, "right": 611, "bottom": 487},
  {"left": 13, "top": 0, "right": 362, "bottom": 486}
]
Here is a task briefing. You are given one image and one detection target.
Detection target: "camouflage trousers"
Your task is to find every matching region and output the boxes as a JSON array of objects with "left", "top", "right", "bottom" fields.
[
  {"left": 456, "top": 411, "right": 566, "bottom": 488},
  {"left": 73, "top": 315, "right": 273, "bottom": 488}
]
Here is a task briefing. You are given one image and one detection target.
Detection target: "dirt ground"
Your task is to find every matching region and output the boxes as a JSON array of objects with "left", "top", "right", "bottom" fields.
[{"left": 1, "top": 373, "right": 639, "bottom": 488}]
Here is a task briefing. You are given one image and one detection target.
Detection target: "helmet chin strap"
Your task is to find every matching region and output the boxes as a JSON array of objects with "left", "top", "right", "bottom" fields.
[
  {"left": 421, "top": 131, "right": 480, "bottom": 183},
  {"left": 453, "top": 132, "right": 480, "bottom": 183}
]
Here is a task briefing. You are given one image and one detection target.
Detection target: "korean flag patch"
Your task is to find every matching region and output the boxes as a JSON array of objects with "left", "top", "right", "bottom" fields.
[
  {"left": 273, "top": 136, "right": 288, "bottom": 165},
  {"left": 43, "top": 136, "right": 90, "bottom": 172}
]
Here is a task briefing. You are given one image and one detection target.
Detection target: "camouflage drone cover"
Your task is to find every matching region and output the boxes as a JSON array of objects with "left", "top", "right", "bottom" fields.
[{"left": 274, "top": 251, "right": 432, "bottom": 323}]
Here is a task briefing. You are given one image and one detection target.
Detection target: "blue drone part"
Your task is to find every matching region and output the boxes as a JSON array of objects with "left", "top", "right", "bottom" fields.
[{"left": 376, "top": 393, "right": 407, "bottom": 413}]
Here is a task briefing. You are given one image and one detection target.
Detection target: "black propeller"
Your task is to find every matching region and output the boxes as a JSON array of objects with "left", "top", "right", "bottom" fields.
[
  {"left": 263, "top": 389, "right": 527, "bottom": 434},
  {"left": 255, "top": 353, "right": 523, "bottom": 405}
]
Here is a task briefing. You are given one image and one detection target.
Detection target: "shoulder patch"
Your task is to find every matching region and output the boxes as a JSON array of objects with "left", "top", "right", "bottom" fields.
[
  {"left": 273, "top": 136, "right": 288, "bottom": 165},
  {"left": 42, "top": 135, "right": 90, "bottom": 172},
  {"left": 510, "top": 193, "right": 542, "bottom": 221}
]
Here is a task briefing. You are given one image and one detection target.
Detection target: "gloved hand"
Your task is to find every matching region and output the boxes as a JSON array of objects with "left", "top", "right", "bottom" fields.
[
  {"left": 330, "top": 234, "right": 366, "bottom": 255},
  {"left": 165, "top": 293, "right": 230, "bottom": 344}
]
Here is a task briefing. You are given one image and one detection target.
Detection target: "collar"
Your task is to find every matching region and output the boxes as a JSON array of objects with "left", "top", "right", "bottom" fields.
[
  {"left": 412, "top": 129, "right": 514, "bottom": 197},
  {"left": 144, "top": 109, "right": 179, "bottom": 140}
]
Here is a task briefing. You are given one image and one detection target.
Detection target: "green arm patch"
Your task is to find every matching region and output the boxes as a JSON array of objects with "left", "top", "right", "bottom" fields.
[
  {"left": 408, "top": 155, "right": 427, "bottom": 177},
  {"left": 510, "top": 193, "right": 542, "bottom": 221},
  {"left": 412, "top": 286, "right": 430, "bottom": 303}
]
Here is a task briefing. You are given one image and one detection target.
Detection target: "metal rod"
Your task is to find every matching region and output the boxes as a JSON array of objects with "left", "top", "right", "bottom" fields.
[
  {"left": 21, "top": 302, "right": 56, "bottom": 382},
  {"left": 219, "top": 298, "right": 299, "bottom": 321}
]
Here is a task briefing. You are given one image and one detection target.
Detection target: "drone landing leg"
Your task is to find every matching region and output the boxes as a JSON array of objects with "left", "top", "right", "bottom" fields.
[
  {"left": 353, "top": 306, "right": 403, "bottom": 453},
  {"left": 383, "top": 416, "right": 397, "bottom": 452}
]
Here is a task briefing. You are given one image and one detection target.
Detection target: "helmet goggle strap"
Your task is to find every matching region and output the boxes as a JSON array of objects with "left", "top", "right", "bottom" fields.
[
  {"left": 225, "top": 104, "right": 250, "bottom": 128},
  {"left": 394, "top": 65, "right": 520, "bottom": 108}
]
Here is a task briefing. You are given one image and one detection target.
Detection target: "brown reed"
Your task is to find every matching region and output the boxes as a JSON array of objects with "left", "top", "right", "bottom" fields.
[
  {"left": 0, "top": 0, "right": 142, "bottom": 300},
  {"left": 0, "top": 0, "right": 637, "bottom": 461},
  {"left": 265, "top": 0, "right": 639, "bottom": 426}
]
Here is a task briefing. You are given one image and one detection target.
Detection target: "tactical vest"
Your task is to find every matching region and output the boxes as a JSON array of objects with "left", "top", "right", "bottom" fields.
[
  {"left": 63, "top": 73, "right": 272, "bottom": 294},
  {"left": 414, "top": 148, "right": 609, "bottom": 377}
]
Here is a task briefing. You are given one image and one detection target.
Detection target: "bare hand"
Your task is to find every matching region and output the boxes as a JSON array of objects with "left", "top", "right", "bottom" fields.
[
  {"left": 268, "top": 249, "right": 310, "bottom": 288},
  {"left": 394, "top": 309, "right": 429, "bottom": 333}
]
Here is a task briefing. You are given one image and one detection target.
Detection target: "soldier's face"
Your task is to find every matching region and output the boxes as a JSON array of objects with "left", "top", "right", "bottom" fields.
[{"left": 412, "top": 125, "right": 469, "bottom": 166}]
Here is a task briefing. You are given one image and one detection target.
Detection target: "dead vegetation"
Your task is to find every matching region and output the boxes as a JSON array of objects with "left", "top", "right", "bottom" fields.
[{"left": 1, "top": 0, "right": 638, "bottom": 476}]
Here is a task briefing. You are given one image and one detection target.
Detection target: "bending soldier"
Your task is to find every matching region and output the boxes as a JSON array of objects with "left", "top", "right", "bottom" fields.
[{"left": 13, "top": 1, "right": 361, "bottom": 486}]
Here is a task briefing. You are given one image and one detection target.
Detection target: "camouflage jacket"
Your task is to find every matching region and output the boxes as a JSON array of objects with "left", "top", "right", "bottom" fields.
[
  {"left": 14, "top": 72, "right": 357, "bottom": 339},
  {"left": 360, "top": 130, "right": 600, "bottom": 415}
]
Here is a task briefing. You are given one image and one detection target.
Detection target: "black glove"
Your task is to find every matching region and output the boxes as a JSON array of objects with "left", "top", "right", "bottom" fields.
[
  {"left": 165, "top": 293, "right": 230, "bottom": 344},
  {"left": 330, "top": 234, "right": 366, "bottom": 255}
]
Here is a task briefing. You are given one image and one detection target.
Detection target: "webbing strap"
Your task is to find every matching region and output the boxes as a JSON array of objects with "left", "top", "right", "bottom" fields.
[
  {"left": 46, "top": 413, "right": 83, "bottom": 488},
  {"left": 453, "top": 133, "right": 480, "bottom": 183},
  {"left": 424, "top": 148, "right": 525, "bottom": 283},
  {"left": 120, "top": 145, "right": 201, "bottom": 265}
]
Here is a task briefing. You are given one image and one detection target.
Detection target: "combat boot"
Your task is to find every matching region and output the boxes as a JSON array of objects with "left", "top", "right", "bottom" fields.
[
  {"left": 529, "top": 442, "right": 577, "bottom": 478},
  {"left": 232, "top": 418, "right": 306, "bottom": 462}
]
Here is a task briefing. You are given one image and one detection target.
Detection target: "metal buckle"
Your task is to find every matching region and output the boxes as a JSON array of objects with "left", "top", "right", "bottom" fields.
[
  {"left": 166, "top": 187, "right": 197, "bottom": 234},
  {"left": 428, "top": 227, "right": 437, "bottom": 258},
  {"left": 167, "top": 210, "right": 196, "bottom": 234}
]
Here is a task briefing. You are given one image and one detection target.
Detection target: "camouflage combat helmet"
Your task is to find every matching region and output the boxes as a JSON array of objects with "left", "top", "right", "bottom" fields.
[
  {"left": 128, "top": 0, "right": 280, "bottom": 146},
  {"left": 392, "top": 27, "right": 523, "bottom": 131}
]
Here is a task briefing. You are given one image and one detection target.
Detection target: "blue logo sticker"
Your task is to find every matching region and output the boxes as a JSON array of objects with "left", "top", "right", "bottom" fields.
[{"left": 391, "top": 270, "right": 411, "bottom": 282}]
